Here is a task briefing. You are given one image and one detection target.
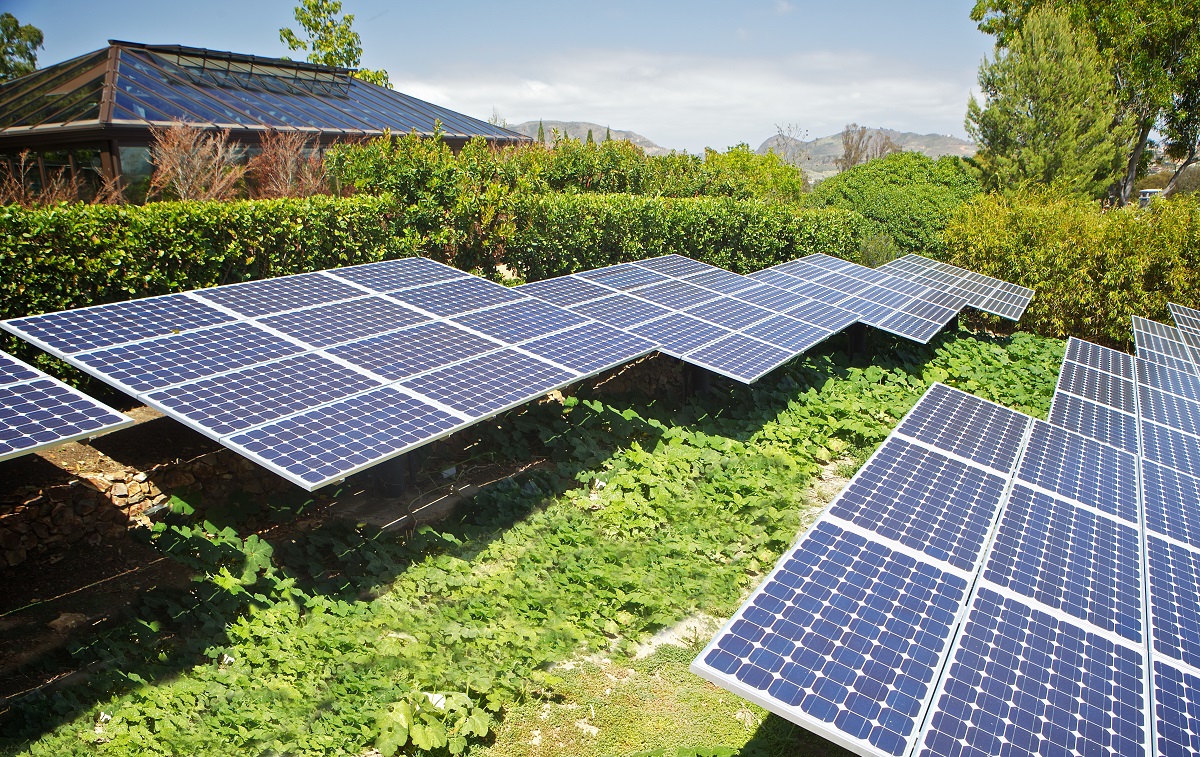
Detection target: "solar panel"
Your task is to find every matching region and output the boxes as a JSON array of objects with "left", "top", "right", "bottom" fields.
[
  {"left": 742, "top": 315, "right": 832, "bottom": 355},
  {"left": 1147, "top": 535, "right": 1200, "bottom": 669},
  {"left": 631, "top": 279, "right": 721, "bottom": 310},
  {"left": 0, "top": 351, "right": 134, "bottom": 462},
  {"left": 1142, "top": 419, "right": 1200, "bottom": 475},
  {"left": 1140, "top": 384, "right": 1200, "bottom": 436},
  {"left": 983, "top": 485, "right": 1143, "bottom": 641},
  {"left": 827, "top": 437, "right": 1008, "bottom": 572},
  {"left": 745, "top": 268, "right": 804, "bottom": 290},
  {"left": 1067, "top": 337, "right": 1134, "bottom": 380},
  {"left": 515, "top": 275, "right": 612, "bottom": 307},
  {"left": 1135, "top": 328, "right": 1195, "bottom": 364},
  {"left": 632, "top": 254, "right": 716, "bottom": 278},
  {"left": 685, "top": 267, "right": 759, "bottom": 295},
  {"left": 900, "top": 300, "right": 957, "bottom": 325},
  {"left": 683, "top": 333, "right": 795, "bottom": 383},
  {"left": 1134, "top": 315, "right": 1186, "bottom": 343},
  {"left": 194, "top": 272, "right": 362, "bottom": 317},
  {"left": 684, "top": 297, "right": 774, "bottom": 330},
  {"left": 692, "top": 520, "right": 969, "bottom": 757},
  {"left": 874, "top": 312, "right": 944, "bottom": 343},
  {"left": 730, "top": 284, "right": 812, "bottom": 313},
  {"left": 326, "top": 322, "right": 500, "bottom": 382},
  {"left": 519, "top": 322, "right": 657, "bottom": 375},
  {"left": 878, "top": 254, "right": 1034, "bottom": 321},
  {"left": 1050, "top": 389, "right": 1139, "bottom": 453},
  {"left": 629, "top": 313, "right": 731, "bottom": 357},
  {"left": 328, "top": 257, "right": 469, "bottom": 292},
  {"left": 1169, "top": 302, "right": 1200, "bottom": 335},
  {"left": 917, "top": 588, "right": 1146, "bottom": 757},
  {"left": 1016, "top": 420, "right": 1139, "bottom": 523},
  {"left": 399, "top": 349, "right": 576, "bottom": 418},
  {"left": 1151, "top": 660, "right": 1200, "bottom": 757},
  {"left": 387, "top": 276, "right": 527, "bottom": 317},
  {"left": 576, "top": 262, "right": 670, "bottom": 291},
  {"left": 569, "top": 293, "right": 672, "bottom": 329},
  {"left": 256, "top": 296, "right": 429, "bottom": 348},
  {"left": 1137, "top": 344, "right": 1198, "bottom": 375},
  {"left": 894, "top": 383, "right": 1029, "bottom": 473},
  {"left": 1142, "top": 459, "right": 1200, "bottom": 549},
  {"left": 1057, "top": 360, "right": 1136, "bottom": 413},
  {"left": 450, "top": 298, "right": 589, "bottom": 344},
  {"left": 786, "top": 300, "right": 860, "bottom": 332}
]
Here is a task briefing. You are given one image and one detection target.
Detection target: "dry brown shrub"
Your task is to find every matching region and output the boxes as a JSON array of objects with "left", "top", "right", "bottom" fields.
[
  {"left": 247, "top": 130, "right": 328, "bottom": 199},
  {"left": 0, "top": 151, "right": 85, "bottom": 206},
  {"left": 148, "top": 121, "right": 245, "bottom": 201}
]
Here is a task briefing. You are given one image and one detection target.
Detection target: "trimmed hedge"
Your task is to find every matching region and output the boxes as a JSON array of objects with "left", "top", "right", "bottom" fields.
[{"left": 943, "top": 190, "right": 1200, "bottom": 349}]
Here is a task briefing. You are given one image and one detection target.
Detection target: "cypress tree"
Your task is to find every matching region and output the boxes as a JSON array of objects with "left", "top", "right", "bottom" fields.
[{"left": 537, "top": 120, "right": 545, "bottom": 144}]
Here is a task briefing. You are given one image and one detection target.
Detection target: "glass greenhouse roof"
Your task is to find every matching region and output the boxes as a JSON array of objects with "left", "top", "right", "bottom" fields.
[{"left": 0, "top": 41, "right": 527, "bottom": 144}]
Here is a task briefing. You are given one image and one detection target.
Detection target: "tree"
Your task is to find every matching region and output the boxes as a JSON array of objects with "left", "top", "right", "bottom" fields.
[
  {"left": 537, "top": 121, "right": 546, "bottom": 144},
  {"left": 965, "top": 7, "right": 1129, "bottom": 197},
  {"left": 971, "top": 0, "right": 1200, "bottom": 204},
  {"left": 280, "top": 0, "right": 391, "bottom": 87},
  {"left": 0, "top": 13, "right": 43, "bottom": 82},
  {"left": 586, "top": 128, "right": 594, "bottom": 145},
  {"left": 605, "top": 126, "right": 612, "bottom": 142},
  {"left": 834, "top": 124, "right": 902, "bottom": 172}
]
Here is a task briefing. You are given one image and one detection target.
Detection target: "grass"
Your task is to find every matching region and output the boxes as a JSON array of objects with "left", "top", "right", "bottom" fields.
[{"left": 1, "top": 326, "right": 1064, "bottom": 756}]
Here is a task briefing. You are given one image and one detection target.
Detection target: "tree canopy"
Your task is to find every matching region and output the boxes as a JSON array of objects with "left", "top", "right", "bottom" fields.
[
  {"left": 0, "top": 13, "right": 43, "bottom": 82},
  {"left": 280, "top": 0, "right": 391, "bottom": 88}
]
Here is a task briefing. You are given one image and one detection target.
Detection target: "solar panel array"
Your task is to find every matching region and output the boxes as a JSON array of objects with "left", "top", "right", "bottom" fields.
[
  {"left": 693, "top": 303, "right": 1200, "bottom": 757},
  {"left": 2, "top": 258, "right": 656, "bottom": 490},
  {"left": 0, "top": 350, "right": 133, "bottom": 462}
]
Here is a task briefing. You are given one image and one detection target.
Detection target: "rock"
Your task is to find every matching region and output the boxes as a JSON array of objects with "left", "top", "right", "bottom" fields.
[
  {"left": 47, "top": 612, "right": 88, "bottom": 633},
  {"left": 0, "top": 528, "right": 21, "bottom": 550},
  {"left": 75, "top": 498, "right": 98, "bottom": 516},
  {"left": 50, "top": 504, "right": 74, "bottom": 525},
  {"left": 4, "top": 547, "right": 27, "bottom": 566},
  {"left": 128, "top": 491, "right": 146, "bottom": 505},
  {"left": 133, "top": 472, "right": 148, "bottom": 483},
  {"left": 23, "top": 494, "right": 45, "bottom": 506},
  {"left": 109, "top": 482, "right": 128, "bottom": 498},
  {"left": 163, "top": 470, "right": 195, "bottom": 489},
  {"left": 84, "top": 476, "right": 112, "bottom": 493},
  {"left": 103, "top": 472, "right": 123, "bottom": 483},
  {"left": 31, "top": 521, "right": 50, "bottom": 539}
]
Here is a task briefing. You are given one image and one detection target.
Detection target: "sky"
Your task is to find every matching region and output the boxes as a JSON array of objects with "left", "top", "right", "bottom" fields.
[{"left": 7, "top": 0, "right": 996, "bottom": 153}]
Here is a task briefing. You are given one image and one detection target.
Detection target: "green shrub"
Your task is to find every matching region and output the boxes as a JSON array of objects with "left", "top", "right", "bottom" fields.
[
  {"left": 943, "top": 189, "right": 1200, "bottom": 347},
  {"left": 808, "top": 152, "right": 981, "bottom": 256}
]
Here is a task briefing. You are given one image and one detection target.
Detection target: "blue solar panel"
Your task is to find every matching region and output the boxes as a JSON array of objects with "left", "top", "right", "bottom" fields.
[
  {"left": 632, "top": 280, "right": 721, "bottom": 310},
  {"left": 1142, "top": 420, "right": 1200, "bottom": 474},
  {"left": 328, "top": 257, "right": 469, "bottom": 292},
  {"left": 194, "top": 272, "right": 362, "bottom": 317},
  {"left": 1143, "top": 460, "right": 1200, "bottom": 548},
  {"left": 0, "top": 351, "right": 39, "bottom": 385},
  {"left": 569, "top": 294, "right": 672, "bottom": 330},
  {"left": 520, "top": 322, "right": 656, "bottom": 375},
  {"left": 731, "top": 284, "right": 811, "bottom": 313},
  {"left": 918, "top": 588, "right": 1146, "bottom": 757},
  {"left": 684, "top": 297, "right": 773, "bottom": 330},
  {"left": 1147, "top": 535, "right": 1200, "bottom": 669},
  {"left": 1137, "top": 345, "right": 1198, "bottom": 375},
  {"left": 147, "top": 354, "right": 381, "bottom": 437},
  {"left": 227, "top": 387, "right": 462, "bottom": 487},
  {"left": 693, "top": 520, "right": 967, "bottom": 757},
  {"left": 742, "top": 315, "right": 831, "bottom": 354},
  {"left": 1137, "top": 330, "right": 1195, "bottom": 364},
  {"left": 1152, "top": 660, "right": 1200, "bottom": 757},
  {"left": 1016, "top": 420, "right": 1139, "bottom": 522},
  {"left": 387, "top": 277, "right": 527, "bottom": 317},
  {"left": 829, "top": 437, "right": 1008, "bottom": 572},
  {"left": 1067, "top": 338, "right": 1134, "bottom": 380},
  {"left": 1047, "top": 392, "right": 1138, "bottom": 453},
  {"left": 75, "top": 322, "right": 305, "bottom": 393},
  {"left": 1137, "top": 358, "right": 1200, "bottom": 399},
  {"left": 857, "top": 287, "right": 910, "bottom": 310},
  {"left": 633, "top": 254, "right": 714, "bottom": 278},
  {"left": 1057, "top": 360, "right": 1136, "bottom": 412},
  {"left": 983, "top": 486, "right": 1143, "bottom": 641},
  {"left": 0, "top": 376, "right": 133, "bottom": 462},
  {"left": 787, "top": 279, "right": 853, "bottom": 304},
  {"left": 1134, "top": 315, "right": 1184, "bottom": 342},
  {"left": 746, "top": 268, "right": 803, "bottom": 290},
  {"left": 576, "top": 263, "right": 670, "bottom": 291},
  {"left": 450, "top": 298, "right": 589, "bottom": 344},
  {"left": 833, "top": 297, "right": 895, "bottom": 325},
  {"left": 901, "top": 300, "right": 957, "bottom": 325},
  {"left": 630, "top": 313, "right": 730, "bottom": 356},
  {"left": 920, "top": 290, "right": 968, "bottom": 312},
  {"left": 3, "top": 294, "right": 233, "bottom": 355},
  {"left": 786, "top": 300, "right": 860, "bottom": 332},
  {"left": 1140, "top": 385, "right": 1200, "bottom": 436},
  {"left": 1170, "top": 302, "right": 1200, "bottom": 335},
  {"left": 875, "top": 312, "right": 943, "bottom": 343},
  {"left": 257, "top": 296, "right": 429, "bottom": 348},
  {"left": 326, "top": 322, "right": 500, "bottom": 381},
  {"left": 895, "top": 383, "right": 1029, "bottom": 473},
  {"left": 400, "top": 349, "right": 576, "bottom": 418},
  {"left": 686, "top": 267, "right": 758, "bottom": 294},
  {"left": 685, "top": 334, "right": 794, "bottom": 383},
  {"left": 516, "top": 275, "right": 611, "bottom": 306}
]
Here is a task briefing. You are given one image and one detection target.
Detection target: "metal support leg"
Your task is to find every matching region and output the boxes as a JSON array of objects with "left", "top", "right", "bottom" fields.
[
  {"left": 373, "top": 454, "right": 409, "bottom": 498},
  {"left": 846, "top": 323, "right": 868, "bottom": 360},
  {"left": 684, "top": 363, "right": 715, "bottom": 398}
]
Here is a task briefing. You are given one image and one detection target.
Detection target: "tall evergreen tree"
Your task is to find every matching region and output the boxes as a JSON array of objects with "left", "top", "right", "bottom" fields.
[
  {"left": 537, "top": 120, "right": 545, "bottom": 144},
  {"left": 966, "top": 7, "right": 1130, "bottom": 197},
  {"left": 586, "top": 129, "right": 594, "bottom": 145},
  {"left": 605, "top": 126, "right": 612, "bottom": 141}
]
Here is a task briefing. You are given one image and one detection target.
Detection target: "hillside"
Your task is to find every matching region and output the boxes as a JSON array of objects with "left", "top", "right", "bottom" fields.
[
  {"left": 757, "top": 129, "right": 975, "bottom": 182},
  {"left": 506, "top": 121, "right": 671, "bottom": 155}
]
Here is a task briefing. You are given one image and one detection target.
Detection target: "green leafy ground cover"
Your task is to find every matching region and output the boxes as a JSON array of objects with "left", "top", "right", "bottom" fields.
[{"left": 2, "top": 328, "right": 1062, "bottom": 756}]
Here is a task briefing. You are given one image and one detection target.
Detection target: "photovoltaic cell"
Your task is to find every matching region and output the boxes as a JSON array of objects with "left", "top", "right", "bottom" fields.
[
  {"left": 1050, "top": 390, "right": 1139, "bottom": 453},
  {"left": 832, "top": 297, "right": 895, "bottom": 325},
  {"left": 895, "top": 383, "right": 1029, "bottom": 473},
  {"left": 787, "top": 301, "right": 859, "bottom": 332},
  {"left": 1170, "top": 302, "right": 1200, "bottom": 335},
  {"left": 400, "top": 349, "right": 576, "bottom": 418},
  {"left": 450, "top": 298, "right": 589, "bottom": 344},
  {"left": 327, "top": 257, "right": 469, "bottom": 292},
  {"left": 901, "top": 300, "right": 957, "bottom": 325},
  {"left": 569, "top": 293, "right": 671, "bottom": 330},
  {"left": 256, "top": 296, "right": 429, "bottom": 348},
  {"left": 1142, "top": 460, "right": 1200, "bottom": 549},
  {"left": 875, "top": 312, "right": 943, "bottom": 343},
  {"left": 4, "top": 294, "right": 233, "bottom": 354},
  {"left": 684, "top": 297, "right": 773, "bottom": 330},
  {"left": 0, "top": 351, "right": 39, "bottom": 385},
  {"left": 685, "top": 267, "right": 758, "bottom": 295},
  {"left": 75, "top": 322, "right": 306, "bottom": 393},
  {"left": 326, "top": 322, "right": 500, "bottom": 382},
  {"left": 1147, "top": 535, "right": 1200, "bottom": 669},
  {"left": 746, "top": 268, "right": 804, "bottom": 290},
  {"left": 1057, "top": 360, "right": 1136, "bottom": 413},
  {"left": 918, "top": 588, "right": 1146, "bottom": 757},
  {"left": 576, "top": 262, "right": 670, "bottom": 291},
  {"left": 1137, "top": 358, "right": 1200, "bottom": 400},
  {"left": 227, "top": 387, "right": 462, "bottom": 487},
  {"left": 1142, "top": 420, "right": 1200, "bottom": 475},
  {"left": 1139, "top": 385, "right": 1200, "bottom": 437},
  {"left": 1152, "top": 660, "right": 1200, "bottom": 757},
  {"left": 515, "top": 275, "right": 612, "bottom": 307},
  {"left": 633, "top": 254, "right": 715, "bottom": 278},
  {"left": 1016, "top": 420, "right": 1139, "bottom": 523},
  {"left": 632, "top": 280, "right": 720, "bottom": 310},
  {"left": 1137, "top": 330, "right": 1195, "bottom": 364},
  {"left": 387, "top": 276, "right": 527, "bottom": 317},
  {"left": 684, "top": 333, "right": 794, "bottom": 383},
  {"left": 742, "top": 315, "right": 831, "bottom": 355},
  {"left": 0, "top": 376, "right": 133, "bottom": 462},
  {"left": 1137, "top": 345, "right": 1198, "bottom": 375},
  {"left": 983, "top": 485, "right": 1143, "bottom": 642},
  {"left": 828, "top": 437, "right": 1008, "bottom": 572},
  {"left": 630, "top": 313, "right": 730, "bottom": 357},
  {"left": 693, "top": 520, "right": 968, "bottom": 757},
  {"left": 147, "top": 353, "right": 381, "bottom": 437},
  {"left": 194, "top": 272, "right": 362, "bottom": 317},
  {"left": 917, "top": 291, "right": 968, "bottom": 312},
  {"left": 731, "top": 284, "right": 811, "bottom": 313},
  {"left": 519, "top": 322, "right": 657, "bottom": 375},
  {"left": 1134, "top": 316, "right": 1185, "bottom": 343}
]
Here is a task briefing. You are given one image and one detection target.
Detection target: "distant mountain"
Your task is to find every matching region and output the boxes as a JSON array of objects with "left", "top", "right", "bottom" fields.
[
  {"left": 757, "top": 129, "right": 976, "bottom": 182},
  {"left": 507, "top": 120, "right": 671, "bottom": 156}
]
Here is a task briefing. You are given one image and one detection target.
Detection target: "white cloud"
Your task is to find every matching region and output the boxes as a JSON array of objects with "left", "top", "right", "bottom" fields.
[
  {"left": 391, "top": 50, "right": 975, "bottom": 153},
  {"left": 775, "top": 0, "right": 795, "bottom": 14}
]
